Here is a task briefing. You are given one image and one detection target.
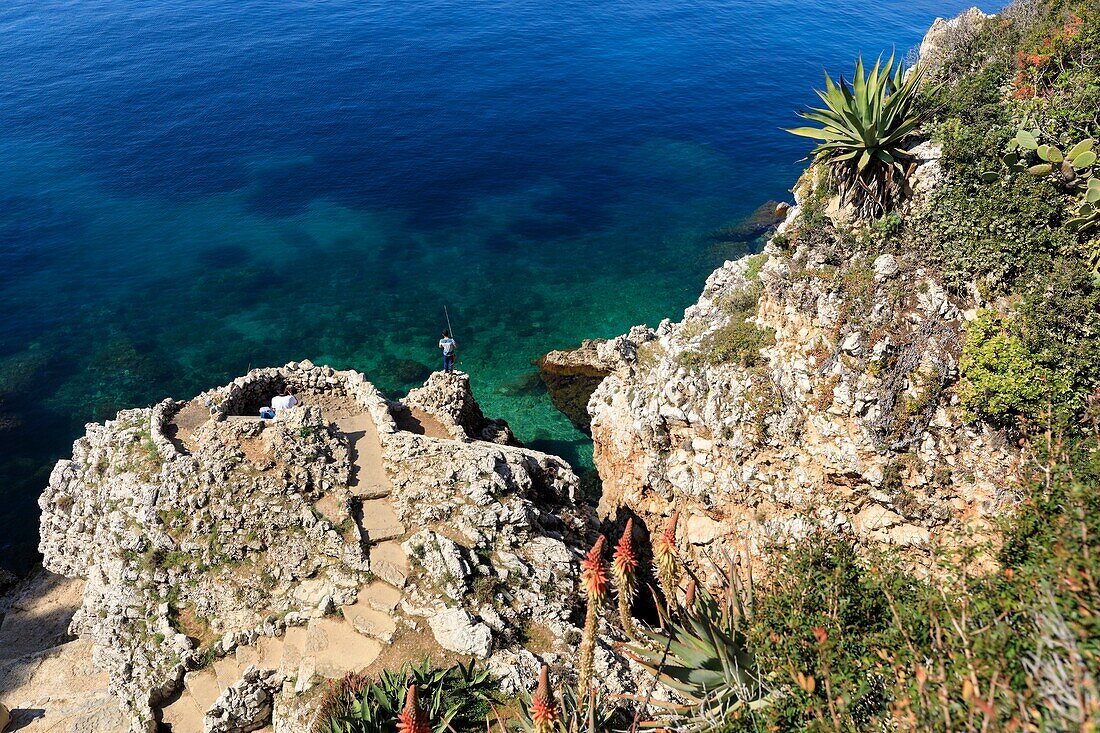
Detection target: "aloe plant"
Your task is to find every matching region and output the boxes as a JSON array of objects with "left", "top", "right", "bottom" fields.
[
  {"left": 788, "top": 55, "right": 927, "bottom": 218},
  {"left": 510, "top": 665, "right": 618, "bottom": 733},
  {"left": 315, "top": 659, "right": 495, "bottom": 733},
  {"left": 624, "top": 558, "right": 765, "bottom": 730}
]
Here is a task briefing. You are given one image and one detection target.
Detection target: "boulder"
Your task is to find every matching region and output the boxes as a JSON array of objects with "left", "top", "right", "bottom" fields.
[
  {"left": 204, "top": 666, "right": 284, "bottom": 733},
  {"left": 427, "top": 607, "right": 493, "bottom": 658},
  {"left": 537, "top": 340, "right": 616, "bottom": 433}
]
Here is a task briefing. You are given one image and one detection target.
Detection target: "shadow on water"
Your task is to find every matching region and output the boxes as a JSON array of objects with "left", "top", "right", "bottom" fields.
[{"left": 526, "top": 435, "right": 590, "bottom": 470}]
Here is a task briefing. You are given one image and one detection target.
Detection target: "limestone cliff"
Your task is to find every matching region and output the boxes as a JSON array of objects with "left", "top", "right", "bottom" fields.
[
  {"left": 22, "top": 364, "right": 630, "bottom": 733},
  {"left": 589, "top": 151, "right": 1020, "bottom": 585}
]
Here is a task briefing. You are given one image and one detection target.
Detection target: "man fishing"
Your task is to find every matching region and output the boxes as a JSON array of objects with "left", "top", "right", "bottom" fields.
[{"left": 439, "top": 329, "right": 457, "bottom": 374}]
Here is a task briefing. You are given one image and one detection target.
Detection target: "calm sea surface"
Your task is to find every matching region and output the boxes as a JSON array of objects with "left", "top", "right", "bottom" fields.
[{"left": 0, "top": 0, "right": 997, "bottom": 571}]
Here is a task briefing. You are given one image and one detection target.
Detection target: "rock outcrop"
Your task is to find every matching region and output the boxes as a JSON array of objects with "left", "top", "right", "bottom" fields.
[
  {"left": 589, "top": 155, "right": 1021, "bottom": 586},
  {"left": 27, "top": 364, "right": 626, "bottom": 732},
  {"left": 537, "top": 340, "right": 617, "bottom": 433}
]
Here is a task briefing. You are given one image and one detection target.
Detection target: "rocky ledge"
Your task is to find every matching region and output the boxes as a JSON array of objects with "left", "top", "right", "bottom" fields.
[{"left": 4, "top": 364, "right": 633, "bottom": 733}]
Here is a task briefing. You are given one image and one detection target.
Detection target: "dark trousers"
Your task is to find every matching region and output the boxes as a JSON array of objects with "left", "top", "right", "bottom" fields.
[{"left": 443, "top": 352, "right": 456, "bottom": 373}]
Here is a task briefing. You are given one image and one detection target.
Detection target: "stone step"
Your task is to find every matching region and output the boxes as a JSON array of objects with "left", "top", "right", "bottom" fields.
[
  {"left": 342, "top": 601, "right": 396, "bottom": 644},
  {"left": 213, "top": 656, "right": 243, "bottom": 691},
  {"left": 355, "top": 485, "right": 392, "bottom": 500},
  {"left": 359, "top": 581, "right": 402, "bottom": 614},
  {"left": 280, "top": 625, "right": 309, "bottom": 674},
  {"left": 258, "top": 635, "right": 285, "bottom": 671},
  {"left": 369, "top": 541, "right": 409, "bottom": 588},
  {"left": 234, "top": 641, "right": 262, "bottom": 669},
  {"left": 303, "top": 618, "right": 383, "bottom": 679},
  {"left": 184, "top": 669, "right": 222, "bottom": 713},
  {"left": 160, "top": 691, "right": 204, "bottom": 733},
  {"left": 359, "top": 498, "right": 405, "bottom": 542}
]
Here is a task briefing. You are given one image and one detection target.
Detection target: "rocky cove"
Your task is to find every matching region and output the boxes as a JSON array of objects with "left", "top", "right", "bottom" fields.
[{"left": 4, "top": 5, "right": 1099, "bottom": 731}]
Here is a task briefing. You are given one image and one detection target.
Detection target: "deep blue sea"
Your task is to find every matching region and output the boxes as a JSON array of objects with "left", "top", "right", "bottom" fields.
[{"left": 0, "top": 0, "right": 998, "bottom": 572}]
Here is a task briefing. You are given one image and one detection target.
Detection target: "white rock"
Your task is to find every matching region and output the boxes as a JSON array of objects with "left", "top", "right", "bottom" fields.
[
  {"left": 427, "top": 607, "right": 493, "bottom": 658},
  {"left": 685, "top": 514, "right": 721, "bottom": 545},
  {"left": 873, "top": 254, "right": 900, "bottom": 282}
]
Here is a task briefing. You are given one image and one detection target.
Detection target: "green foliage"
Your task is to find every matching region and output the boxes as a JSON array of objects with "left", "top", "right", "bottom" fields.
[
  {"left": 788, "top": 56, "right": 926, "bottom": 218},
  {"left": 911, "top": 166, "right": 1074, "bottom": 291},
  {"left": 995, "top": 130, "right": 1100, "bottom": 235},
  {"left": 680, "top": 285, "right": 774, "bottom": 370},
  {"left": 317, "top": 660, "right": 496, "bottom": 733},
  {"left": 871, "top": 212, "right": 903, "bottom": 240},
  {"left": 920, "top": 11, "right": 1017, "bottom": 130},
  {"left": 743, "top": 253, "right": 768, "bottom": 281},
  {"left": 628, "top": 580, "right": 763, "bottom": 729},
  {"left": 1013, "top": 4, "right": 1100, "bottom": 139},
  {"left": 958, "top": 310, "right": 1072, "bottom": 427}
]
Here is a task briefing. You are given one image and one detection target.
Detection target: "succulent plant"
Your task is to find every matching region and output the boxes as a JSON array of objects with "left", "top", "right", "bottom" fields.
[
  {"left": 652, "top": 512, "right": 679, "bottom": 605},
  {"left": 577, "top": 535, "right": 608, "bottom": 706},
  {"left": 397, "top": 685, "right": 430, "bottom": 733},
  {"left": 315, "top": 660, "right": 494, "bottom": 733},
  {"left": 1067, "top": 176, "right": 1100, "bottom": 234},
  {"left": 989, "top": 130, "right": 1100, "bottom": 241},
  {"left": 995, "top": 130, "right": 1098, "bottom": 187},
  {"left": 530, "top": 666, "right": 561, "bottom": 733},
  {"left": 787, "top": 55, "right": 927, "bottom": 218},
  {"left": 611, "top": 519, "right": 639, "bottom": 637},
  {"left": 625, "top": 583, "right": 763, "bottom": 730}
]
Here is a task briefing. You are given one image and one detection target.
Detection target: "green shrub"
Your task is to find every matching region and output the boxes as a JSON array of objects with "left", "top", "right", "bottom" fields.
[
  {"left": 958, "top": 310, "right": 1073, "bottom": 426},
  {"left": 911, "top": 171, "right": 1073, "bottom": 292},
  {"left": 744, "top": 253, "right": 768, "bottom": 281}
]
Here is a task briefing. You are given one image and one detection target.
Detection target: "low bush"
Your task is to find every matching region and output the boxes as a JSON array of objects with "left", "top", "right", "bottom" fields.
[{"left": 958, "top": 310, "right": 1073, "bottom": 427}]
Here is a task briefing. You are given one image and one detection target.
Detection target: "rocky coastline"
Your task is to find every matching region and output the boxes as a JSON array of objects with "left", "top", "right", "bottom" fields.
[
  {"left": 2, "top": 364, "right": 637, "bottom": 732},
  {"left": 1, "top": 8, "right": 1072, "bottom": 731}
]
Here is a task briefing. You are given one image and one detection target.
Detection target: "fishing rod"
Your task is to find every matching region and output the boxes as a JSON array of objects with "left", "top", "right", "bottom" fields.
[{"left": 444, "top": 305, "right": 454, "bottom": 340}]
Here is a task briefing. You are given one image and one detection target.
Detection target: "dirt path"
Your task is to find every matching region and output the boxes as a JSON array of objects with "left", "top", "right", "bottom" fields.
[{"left": 0, "top": 573, "right": 128, "bottom": 732}]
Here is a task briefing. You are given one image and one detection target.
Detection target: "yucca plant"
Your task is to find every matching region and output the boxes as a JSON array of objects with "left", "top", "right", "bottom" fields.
[{"left": 788, "top": 55, "right": 927, "bottom": 218}]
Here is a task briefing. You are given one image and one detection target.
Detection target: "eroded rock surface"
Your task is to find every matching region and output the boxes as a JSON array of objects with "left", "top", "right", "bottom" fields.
[
  {"left": 590, "top": 161, "right": 1021, "bottom": 586},
  {"left": 31, "top": 364, "right": 625, "bottom": 732}
]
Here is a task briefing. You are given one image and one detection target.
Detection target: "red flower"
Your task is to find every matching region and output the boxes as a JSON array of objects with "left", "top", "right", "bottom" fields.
[
  {"left": 581, "top": 535, "right": 608, "bottom": 601},
  {"left": 396, "top": 685, "right": 429, "bottom": 733},
  {"left": 611, "top": 519, "right": 639, "bottom": 597},
  {"left": 531, "top": 665, "right": 560, "bottom": 733}
]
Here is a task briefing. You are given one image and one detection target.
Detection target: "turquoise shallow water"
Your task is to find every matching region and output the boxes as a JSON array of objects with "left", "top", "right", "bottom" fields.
[{"left": 0, "top": 0, "right": 998, "bottom": 571}]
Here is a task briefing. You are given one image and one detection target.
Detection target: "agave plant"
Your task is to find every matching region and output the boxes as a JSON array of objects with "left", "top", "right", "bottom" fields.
[{"left": 788, "top": 55, "right": 927, "bottom": 218}]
